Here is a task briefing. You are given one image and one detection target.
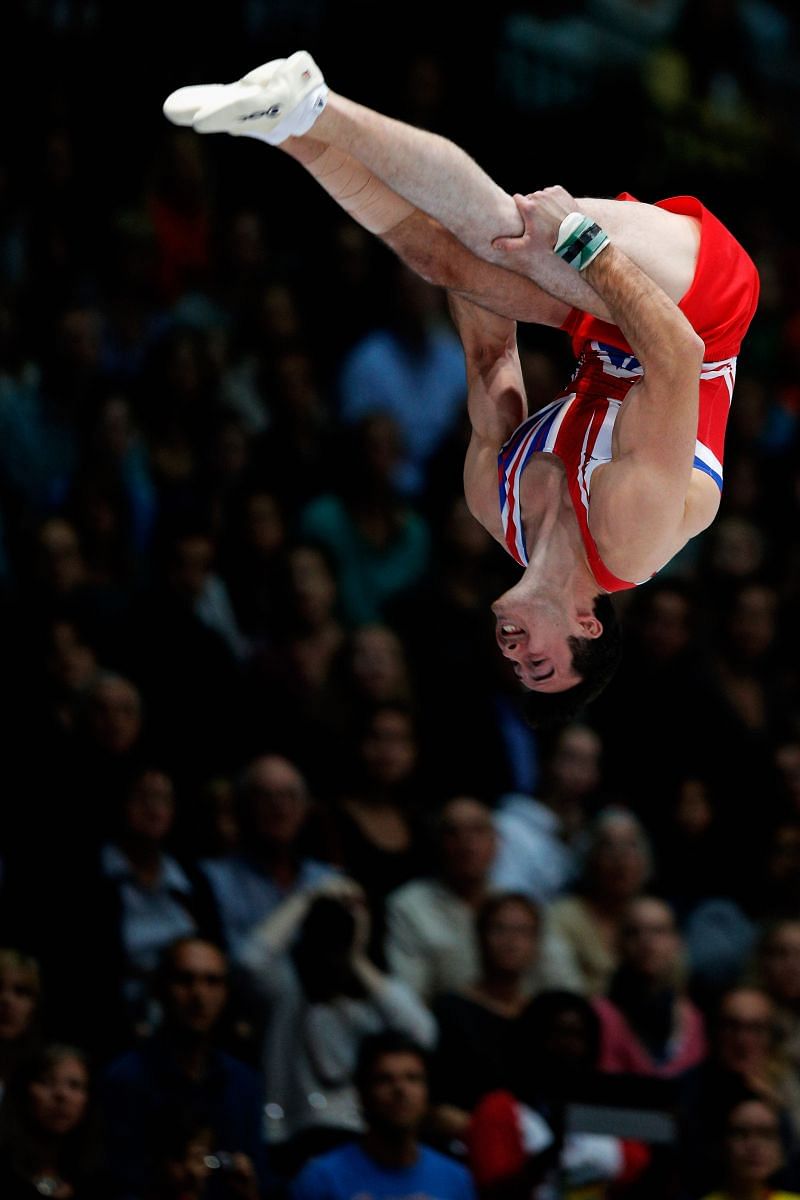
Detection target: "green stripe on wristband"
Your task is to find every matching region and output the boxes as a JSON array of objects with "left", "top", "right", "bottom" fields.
[{"left": 555, "top": 213, "right": 610, "bottom": 271}]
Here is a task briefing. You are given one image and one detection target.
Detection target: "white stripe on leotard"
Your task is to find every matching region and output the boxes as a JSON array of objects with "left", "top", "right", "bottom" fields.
[{"left": 700, "top": 356, "right": 737, "bottom": 398}]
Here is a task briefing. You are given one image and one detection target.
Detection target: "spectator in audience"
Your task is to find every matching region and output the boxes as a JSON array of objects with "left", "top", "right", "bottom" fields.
[
  {"left": 81, "top": 670, "right": 144, "bottom": 757},
  {"left": 309, "top": 218, "right": 385, "bottom": 370},
  {"left": 0, "top": 1043, "right": 105, "bottom": 1199},
  {"left": 291, "top": 1030, "right": 476, "bottom": 1200},
  {"left": 467, "top": 990, "right": 651, "bottom": 1200},
  {"left": 687, "top": 821, "right": 800, "bottom": 1010},
  {"left": 587, "top": 579, "right": 713, "bottom": 807},
  {"left": 199, "top": 754, "right": 337, "bottom": 960},
  {"left": 48, "top": 671, "right": 150, "bottom": 857},
  {"left": 218, "top": 488, "right": 287, "bottom": 643},
  {"left": 758, "top": 823, "right": 800, "bottom": 922},
  {"left": 167, "top": 527, "right": 251, "bottom": 663},
  {"left": 147, "top": 1113, "right": 262, "bottom": 1200},
  {"left": 58, "top": 442, "right": 141, "bottom": 594},
  {"left": 688, "top": 577, "right": 792, "bottom": 819},
  {"left": 237, "top": 874, "right": 436, "bottom": 1169},
  {"left": 700, "top": 1094, "right": 800, "bottom": 1200},
  {"left": 136, "top": 319, "right": 221, "bottom": 486},
  {"left": 32, "top": 616, "right": 100, "bottom": 750},
  {"left": 332, "top": 623, "right": 416, "bottom": 722},
  {"left": 337, "top": 259, "right": 466, "bottom": 499},
  {"left": 707, "top": 580, "right": 789, "bottom": 741},
  {"left": 385, "top": 795, "right": 579, "bottom": 1005},
  {"left": 133, "top": 526, "right": 244, "bottom": 783},
  {"left": 0, "top": 308, "right": 67, "bottom": 515},
  {"left": 593, "top": 895, "right": 707, "bottom": 1078},
  {"left": 250, "top": 346, "right": 337, "bottom": 514},
  {"left": 27, "top": 499, "right": 136, "bottom": 651},
  {"left": 716, "top": 988, "right": 800, "bottom": 1124},
  {"left": 549, "top": 807, "right": 654, "bottom": 996},
  {"left": 385, "top": 492, "right": 519, "bottom": 797},
  {"left": 145, "top": 130, "right": 212, "bottom": 304},
  {"left": 213, "top": 205, "right": 270, "bottom": 357},
  {"left": 71, "top": 393, "right": 157, "bottom": 562},
  {"left": 197, "top": 413, "right": 254, "bottom": 539},
  {"left": 492, "top": 721, "right": 604, "bottom": 904},
  {"left": 185, "top": 776, "right": 240, "bottom": 862},
  {"left": 102, "top": 936, "right": 269, "bottom": 1198},
  {"left": 384, "top": 795, "right": 498, "bottom": 1003},
  {"left": 0, "top": 950, "right": 41, "bottom": 1102},
  {"left": 683, "top": 900, "right": 758, "bottom": 1014},
  {"left": 651, "top": 771, "right": 733, "bottom": 922},
  {"left": 429, "top": 892, "right": 546, "bottom": 1142},
  {"left": 699, "top": 507, "right": 768, "bottom": 600},
  {"left": 331, "top": 702, "right": 429, "bottom": 962},
  {"left": 61, "top": 766, "right": 216, "bottom": 1053},
  {"left": 299, "top": 413, "right": 431, "bottom": 626},
  {"left": 747, "top": 919, "right": 800, "bottom": 1074},
  {"left": 242, "top": 542, "right": 348, "bottom": 784},
  {"left": 679, "top": 986, "right": 800, "bottom": 1196}
]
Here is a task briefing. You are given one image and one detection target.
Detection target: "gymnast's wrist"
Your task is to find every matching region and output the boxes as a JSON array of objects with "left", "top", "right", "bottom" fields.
[{"left": 554, "top": 212, "right": 610, "bottom": 271}]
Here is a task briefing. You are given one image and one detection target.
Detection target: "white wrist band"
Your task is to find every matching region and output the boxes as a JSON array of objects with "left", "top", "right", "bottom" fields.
[{"left": 554, "top": 212, "right": 610, "bottom": 270}]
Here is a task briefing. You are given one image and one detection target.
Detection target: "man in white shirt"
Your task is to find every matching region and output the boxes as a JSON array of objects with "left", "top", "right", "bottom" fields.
[{"left": 385, "top": 795, "right": 582, "bottom": 1003}]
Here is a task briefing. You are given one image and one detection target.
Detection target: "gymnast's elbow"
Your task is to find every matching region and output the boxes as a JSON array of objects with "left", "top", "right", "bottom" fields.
[{"left": 645, "top": 323, "right": 704, "bottom": 384}]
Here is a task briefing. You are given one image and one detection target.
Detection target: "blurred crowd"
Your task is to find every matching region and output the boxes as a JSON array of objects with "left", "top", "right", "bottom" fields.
[{"left": 3, "top": 1, "right": 800, "bottom": 1197}]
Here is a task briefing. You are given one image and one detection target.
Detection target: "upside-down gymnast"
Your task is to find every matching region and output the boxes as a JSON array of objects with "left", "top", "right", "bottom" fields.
[{"left": 163, "top": 51, "right": 760, "bottom": 726}]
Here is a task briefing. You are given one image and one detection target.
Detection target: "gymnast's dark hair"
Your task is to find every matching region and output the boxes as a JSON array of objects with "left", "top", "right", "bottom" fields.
[{"left": 519, "top": 595, "right": 622, "bottom": 731}]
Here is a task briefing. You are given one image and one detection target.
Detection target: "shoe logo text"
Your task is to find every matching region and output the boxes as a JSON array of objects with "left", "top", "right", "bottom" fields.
[{"left": 240, "top": 106, "right": 282, "bottom": 121}]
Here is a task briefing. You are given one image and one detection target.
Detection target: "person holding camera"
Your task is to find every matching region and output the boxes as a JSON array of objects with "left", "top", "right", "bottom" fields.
[
  {"left": 237, "top": 875, "right": 436, "bottom": 1177},
  {"left": 145, "top": 1115, "right": 261, "bottom": 1200}
]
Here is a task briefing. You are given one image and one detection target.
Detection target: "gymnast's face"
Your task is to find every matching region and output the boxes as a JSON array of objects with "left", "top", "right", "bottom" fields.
[{"left": 492, "top": 593, "right": 602, "bottom": 692}]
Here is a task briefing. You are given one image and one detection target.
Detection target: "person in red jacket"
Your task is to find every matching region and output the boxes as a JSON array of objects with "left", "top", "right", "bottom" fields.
[{"left": 465, "top": 990, "right": 650, "bottom": 1199}]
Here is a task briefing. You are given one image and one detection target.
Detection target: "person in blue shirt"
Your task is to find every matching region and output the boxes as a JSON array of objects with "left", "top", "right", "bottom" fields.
[
  {"left": 291, "top": 1030, "right": 476, "bottom": 1200},
  {"left": 199, "top": 754, "right": 337, "bottom": 961}
]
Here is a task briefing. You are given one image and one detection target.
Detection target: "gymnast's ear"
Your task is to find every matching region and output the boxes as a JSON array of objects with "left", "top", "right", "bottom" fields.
[{"left": 577, "top": 612, "right": 603, "bottom": 639}]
